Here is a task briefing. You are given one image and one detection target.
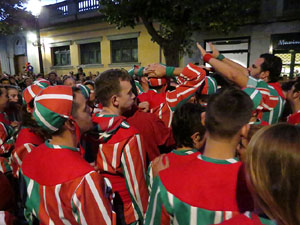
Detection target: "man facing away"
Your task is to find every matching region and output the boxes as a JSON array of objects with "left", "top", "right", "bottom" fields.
[
  {"left": 145, "top": 87, "right": 254, "bottom": 225},
  {"left": 20, "top": 86, "right": 112, "bottom": 225},
  {"left": 93, "top": 69, "right": 148, "bottom": 225}
]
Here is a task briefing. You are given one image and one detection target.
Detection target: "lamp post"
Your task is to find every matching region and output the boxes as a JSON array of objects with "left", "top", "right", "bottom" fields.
[{"left": 27, "top": 0, "right": 43, "bottom": 74}]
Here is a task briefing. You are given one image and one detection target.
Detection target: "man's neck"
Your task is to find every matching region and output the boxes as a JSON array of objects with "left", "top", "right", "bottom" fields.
[
  {"left": 203, "top": 133, "right": 239, "bottom": 160},
  {"left": 101, "top": 106, "right": 121, "bottom": 116},
  {"left": 49, "top": 130, "right": 77, "bottom": 148}
]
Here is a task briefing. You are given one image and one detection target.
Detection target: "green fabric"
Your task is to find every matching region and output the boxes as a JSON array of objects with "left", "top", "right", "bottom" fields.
[
  {"left": 206, "top": 76, "right": 217, "bottom": 95},
  {"left": 171, "top": 149, "right": 198, "bottom": 155},
  {"left": 217, "top": 53, "right": 225, "bottom": 60},
  {"left": 45, "top": 140, "right": 80, "bottom": 152},
  {"left": 247, "top": 76, "right": 285, "bottom": 124},
  {"left": 198, "top": 154, "right": 239, "bottom": 164},
  {"left": 137, "top": 67, "right": 145, "bottom": 77},
  {"left": 166, "top": 66, "right": 175, "bottom": 77},
  {"left": 33, "top": 102, "right": 67, "bottom": 134},
  {"left": 145, "top": 176, "right": 242, "bottom": 225},
  {"left": 22, "top": 172, "right": 41, "bottom": 224}
]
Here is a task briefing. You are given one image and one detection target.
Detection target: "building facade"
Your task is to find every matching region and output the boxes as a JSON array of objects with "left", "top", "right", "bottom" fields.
[
  {"left": 34, "top": 0, "right": 163, "bottom": 76},
  {"left": 185, "top": 0, "right": 300, "bottom": 78}
]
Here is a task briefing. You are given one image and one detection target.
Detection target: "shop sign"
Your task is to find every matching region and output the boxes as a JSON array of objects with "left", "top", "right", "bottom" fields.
[{"left": 272, "top": 33, "right": 300, "bottom": 51}]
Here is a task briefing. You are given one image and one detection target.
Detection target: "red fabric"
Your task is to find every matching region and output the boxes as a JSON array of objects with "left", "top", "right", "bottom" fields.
[
  {"left": 215, "top": 214, "right": 263, "bottom": 225},
  {"left": 160, "top": 158, "right": 253, "bottom": 211},
  {"left": 0, "top": 113, "right": 10, "bottom": 125},
  {"left": 126, "top": 107, "right": 175, "bottom": 161},
  {"left": 203, "top": 53, "right": 213, "bottom": 63},
  {"left": 287, "top": 112, "right": 300, "bottom": 125},
  {"left": 15, "top": 128, "right": 44, "bottom": 149},
  {"left": 269, "top": 82, "right": 285, "bottom": 99},
  {"left": 103, "top": 174, "right": 131, "bottom": 204},
  {"left": 22, "top": 143, "right": 94, "bottom": 186},
  {"left": 137, "top": 90, "right": 167, "bottom": 110},
  {"left": 166, "top": 151, "right": 199, "bottom": 167}
]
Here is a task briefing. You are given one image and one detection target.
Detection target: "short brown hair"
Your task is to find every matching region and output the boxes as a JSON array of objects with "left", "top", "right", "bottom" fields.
[
  {"left": 95, "top": 69, "right": 131, "bottom": 107},
  {"left": 246, "top": 123, "right": 300, "bottom": 225},
  {"left": 205, "top": 87, "right": 253, "bottom": 139}
]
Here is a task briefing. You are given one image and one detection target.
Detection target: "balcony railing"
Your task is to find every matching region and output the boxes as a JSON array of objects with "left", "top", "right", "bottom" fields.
[
  {"left": 45, "top": 0, "right": 100, "bottom": 18},
  {"left": 78, "top": 0, "right": 100, "bottom": 12}
]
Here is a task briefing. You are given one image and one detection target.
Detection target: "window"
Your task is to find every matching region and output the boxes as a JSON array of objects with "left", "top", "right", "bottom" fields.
[
  {"left": 80, "top": 42, "right": 101, "bottom": 64},
  {"left": 52, "top": 46, "right": 70, "bottom": 66},
  {"left": 284, "top": 0, "right": 300, "bottom": 11},
  {"left": 204, "top": 37, "right": 250, "bottom": 68},
  {"left": 111, "top": 38, "right": 138, "bottom": 63}
]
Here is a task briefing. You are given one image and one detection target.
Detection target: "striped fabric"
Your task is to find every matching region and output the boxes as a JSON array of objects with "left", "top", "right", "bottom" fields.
[
  {"left": 216, "top": 212, "right": 276, "bottom": 225},
  {"left": 20, "top": 143, "right": 112, "bottom": 225},
  {"left": 76, "top": 84, "right": 90, "bottom": 100},
  {"left": 147, "top": 149, "right": 199, "bottom": 192},
  {"left": 246, "top": 77, "right": 285, "bottom": 124},
  {"left": 150, "top": 63, "right": 207, "bottom": 128},
  {"left": 149, "top": 77, "right": 168, "bottom": 87},
  {"left": 23, "top": 79, "right": 50, "bottom": 105},
  {"left": 0, "top": 122, "right": 14, "bottom": 155},
  {"left": 33, "top": 86, "right": 73, "bottom": 134},
  {"left": 92, "top": 114, "right": 149, "bottom": 224},
  {"left": 145, "top": 155, "right": 253, "bottom": 225},
  {"left": 11, "top": 128, "right": 43, "bottom": 177},
  {"left": 0, "top": 157, "right": 13, "bottom": 173}
]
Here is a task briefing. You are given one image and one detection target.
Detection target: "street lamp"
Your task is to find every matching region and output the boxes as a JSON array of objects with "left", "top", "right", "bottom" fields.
[{"left": 27, "top": 0, "right": 44, "bottom": 74}]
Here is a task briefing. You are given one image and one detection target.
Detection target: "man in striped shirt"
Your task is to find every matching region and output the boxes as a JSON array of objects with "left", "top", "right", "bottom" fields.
[
  {"left": 20, "top": 86, "right": 112, "bottom": 225},
  {"left": 145, "top": 87, "right": 254, "bottom": 225},
  {"left": 198, "top": 43, "right": 284, "bottom": 125},
  {"left": 93, "top": 69, "right": 148, "bottom": 225},
  {"left": 139, "top": 63, "right": 216, "bottom": 128}
]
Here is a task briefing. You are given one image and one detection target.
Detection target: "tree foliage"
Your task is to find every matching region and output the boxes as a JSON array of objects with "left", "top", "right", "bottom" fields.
[
  {"left": 99, "top": 0, "right": 261, "bottom": 66},
  {"left": 0, "top": 0, "right": 34, "bottom": 35}
]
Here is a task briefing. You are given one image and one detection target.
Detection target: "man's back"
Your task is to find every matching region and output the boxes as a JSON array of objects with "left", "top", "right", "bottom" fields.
[
  {"left": 145, "top": 154, "right": 253, "bottom": 225},
  {"left": 20, "top": 141, "right": 112, "bottom": 225}
]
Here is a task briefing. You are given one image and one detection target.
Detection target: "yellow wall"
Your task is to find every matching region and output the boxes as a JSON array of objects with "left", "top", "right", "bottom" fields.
[{"left": 41, "top": 22, "right": 163, "bottom": 76}]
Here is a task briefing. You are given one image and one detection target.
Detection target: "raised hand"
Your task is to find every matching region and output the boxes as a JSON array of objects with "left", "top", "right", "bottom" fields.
[
  {"left": 144, "top": 63, "right": 166, "bottom": 78},
  {"left": 209, "top": 42, "right": 220, "bottom": 58},
  {"left": 196, "top": 42, "right": 207, "bottom": 59}
]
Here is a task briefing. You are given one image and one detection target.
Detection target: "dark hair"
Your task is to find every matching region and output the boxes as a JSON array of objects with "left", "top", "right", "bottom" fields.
[
  {"left": 83, "top": 80, "right": 95, "bottom": 87},
  {"left": 172, "top": 103, "right": 206, "bottom": 148},
  {"left": 260, "top": 53, "right": 282, "bottom": 83},
  {"left": 21, "top": 103, "right": 50, "bottom": 140},
  {"left": 95, "top": 69, "right": 131, "bottom": 107},
  {"left": 294, "top": 80, "right": 300, "bottom": 92},
  {"left": 63, "top": 76, "right": 75, "bottom": 85},
  {"left": 205, "top": 87, "right": 253, "bottom": 139}
]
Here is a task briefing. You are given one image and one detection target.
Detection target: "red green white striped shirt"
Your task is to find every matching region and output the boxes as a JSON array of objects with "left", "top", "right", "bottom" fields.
[
  {"left": 150, "top": 63, "right": 208, "bottom": 128},
  {"left": 20, "top": 141, "right": 112, "bottom": 225},
  {"left": 92, "top": 114, "right": 149, "bottom": 224},
  {"left": 145, "top": 155, "right": 253, "bottom": 225}
]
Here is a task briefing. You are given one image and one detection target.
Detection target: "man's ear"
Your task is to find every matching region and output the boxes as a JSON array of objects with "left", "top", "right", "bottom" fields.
[
  {"left": 65, "top": 120, "right": 75, "bottom": 132},
  {"left": 111, "top": 94, "right": 119, "bottom": 107},
  {"left": 260, "top": 70, "right": 270, "bottom": 82},
  {"left": 241, "top": 123, "right": 250, "bottom": 139},
  {"left": 26, "top": 106, "right": 33, "bottom": 113},
  {"left": 201, "top": 112, "right": 206, "bottom": 126},
  {"left": 293, "top": 90, "right": 300, "bottom": 99},
  {"left": 191, "top": 131, "right": 201, "bottom": 143}
]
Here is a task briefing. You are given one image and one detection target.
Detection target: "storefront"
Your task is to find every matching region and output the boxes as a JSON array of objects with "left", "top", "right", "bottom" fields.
[{"left": 271, "top": 32, "right": 300, "bottom": 78}]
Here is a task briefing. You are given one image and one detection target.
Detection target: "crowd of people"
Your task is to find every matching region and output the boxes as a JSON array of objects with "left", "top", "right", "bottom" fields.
[{"left": 0, "top": 42, "right": 299, "bottom": 225}]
